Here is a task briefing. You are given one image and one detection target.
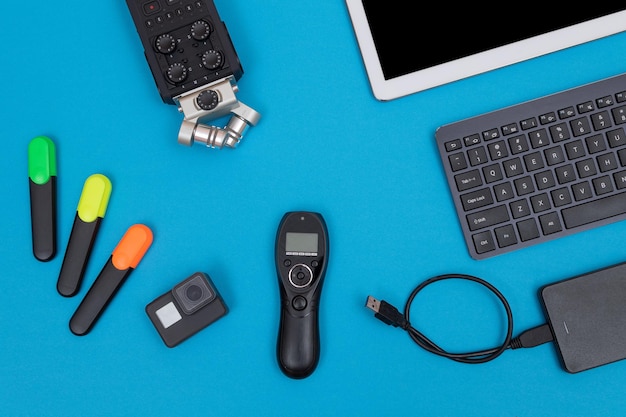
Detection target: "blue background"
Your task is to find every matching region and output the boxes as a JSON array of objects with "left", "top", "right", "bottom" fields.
[{"left": 4, "top": 1, "right": 626, "bottom": 416}]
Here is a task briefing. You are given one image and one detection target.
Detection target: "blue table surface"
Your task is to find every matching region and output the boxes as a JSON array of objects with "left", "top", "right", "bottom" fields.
[{"left": 4, "top": 2, "right": 626, "bottom": 416}]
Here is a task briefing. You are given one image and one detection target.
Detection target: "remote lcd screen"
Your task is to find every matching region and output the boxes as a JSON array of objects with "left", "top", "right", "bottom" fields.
[{"left": 286, "top": 232, "right": 318, "bottom": 254}]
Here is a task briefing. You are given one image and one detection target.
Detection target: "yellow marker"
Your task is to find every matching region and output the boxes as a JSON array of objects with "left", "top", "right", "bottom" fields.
[
  {"left": 57, "top": 174, "right": 112, "bottom": 297},
  {"left": 77, "top": 174, "right": 111, "bottom": 222},
  {"left": 70, "top": 224, "right": 153, "bottom": 336}
]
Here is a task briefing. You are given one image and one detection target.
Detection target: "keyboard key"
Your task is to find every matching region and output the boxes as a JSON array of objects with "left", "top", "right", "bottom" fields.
[
  {"left": 570, "top": 117, "right": 592, "bottom": 136},
  {"left": 550, "top": 187, "right": 572, "bottom": 206},
  {"left": 539, "top": 112, "right": 557, "bottom": 124},
  {"left": 577, "top": 101, "right": 595, "bottom": 113},
  {"left": 520, "top": 117, "right": 538, "bottom": 130},
  {"left": 464, "top": 134, "right": 481, "bottom": 146},
  {"left": 571, "top": 181, "right": 593, "bottom": 201},
  {"left": 539, "top": 212, "right": 562, "bottom": 235},
  {"left": 612, "top": 106, "right": 626, "bottom": 124},
  {"left": 466, "top": 205, "right": 509, "bottom": 231},
  {"left": 468, "top": 147, "right": 488, "bottom": 166},
  {"left": 482, "top": 164, "right": 503, "bottom": 183},
  {"left": 454, "top": 169, "right": 482, "bottom": 191},
  {"left": 445, "top": 139, "right": 462, "bottom": 151},
  {"left": 472, "top": 231, "right": 496, "bottom": 254},
  {"left": 530, "top": 193, "right": 551, "bottom": 212},
  {"left": 614, "top": 170, "right": 626, "bottom": 188},
  {"left": 448, "top": 152, "right": 467, "bottom": 171},
  {"left": 592, "top": 176, "right": 613, "bottom": 195},
  {"left": 494, "top": 225, "right": 517, "bottom": 247},
  {"left": 514, "top": 176, "right": 535, "bottom": 195},
  {"left": 597, "top": 96, "right": 614, "bottom": 108},
  {"left": 585, "top": 134, "right": 606, "bottom": 153},
  {"left": 549, "top": 123, "right": 570, "bottom": 142},
  {"left": 558, "top": 106, "right": 576, "bottom": 119},
  {"left": 510, "top": 199, "right": 531, "bottom": 218},
  {"left": 517, "top": 218, "right": 540, "bottom": 241},
  {"left": 487, "top": 141, "right": 508, "bottom": 160},
  {"left": 461, "top": 188, "right": 494, "bottom": 211},
  {"left": 591, "top": 111, "right": 612, "bottom": 130},
  {"left": 535, "top": 170, "right": 556, "bottom": 190},
  {"left": 562, "top": 192, "right": 626, "bottom": 228},
  {"left": 494, "top": 183, "right": 514, "bottom": 201},
  {"left": 607, "top": 128, "right": 626, "bottom": 147},
  {"left": 501, "top": 123, "right": 518, "bottom": 135},
  {"left": 508, "top": 135, "right": 529, "bottom": 154}
]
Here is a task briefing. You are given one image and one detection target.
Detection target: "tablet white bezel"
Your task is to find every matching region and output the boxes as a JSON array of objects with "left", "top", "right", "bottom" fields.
[{"left": 345, "top": 1, "right": 626, "bottom": 101}]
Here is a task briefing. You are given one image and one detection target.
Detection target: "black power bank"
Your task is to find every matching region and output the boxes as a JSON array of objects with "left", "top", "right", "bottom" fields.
[{"left": 540, "top": 261, "right": 626, "bottom": 373}]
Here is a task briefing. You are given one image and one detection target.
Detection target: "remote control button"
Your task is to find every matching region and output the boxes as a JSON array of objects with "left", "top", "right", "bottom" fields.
[
  {"left": 292, "top": 296, "right": 307, "bottom": 311},
  {"left": 196, "top": 90, "right": 219, "bottom": 111},
  {"left": 166, "top": 63, "right": 187, "bottom": 83},
  {"left": 288, "top": 264, "right": 313, "bottom": 288},
  {"left": 201, "top": 50, "right": 223, "bottom": 70},
  {"left": 191, "top": 20, "right": 211, "bottom": 40},
  {"left": 155, "top": 34, "right": 176, "bottom": 54}
]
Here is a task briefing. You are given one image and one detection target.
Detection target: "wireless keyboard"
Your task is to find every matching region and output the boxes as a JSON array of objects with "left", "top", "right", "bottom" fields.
[{"left": 436, "top": 72, "right": 626, "bottom": 260}]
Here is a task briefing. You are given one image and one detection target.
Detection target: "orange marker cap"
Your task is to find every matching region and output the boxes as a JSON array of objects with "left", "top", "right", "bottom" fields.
[{"left": 111, "top": 224, "right": 153, "bottom": 270}]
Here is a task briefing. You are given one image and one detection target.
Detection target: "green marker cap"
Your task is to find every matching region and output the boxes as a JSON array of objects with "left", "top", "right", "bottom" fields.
[{"left": 28, "top": 136, "right": 57, "bottom": 185}]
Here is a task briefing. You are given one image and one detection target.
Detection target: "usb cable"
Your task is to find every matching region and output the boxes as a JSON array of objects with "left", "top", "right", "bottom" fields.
[{"left": 365, "top": 274, "right": 553, "bottom": 364}]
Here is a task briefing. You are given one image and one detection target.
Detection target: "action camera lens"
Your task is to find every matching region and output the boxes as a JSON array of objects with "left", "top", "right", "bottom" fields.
[
  {"left": 186, "top": 284, "right": 203, "bottom": 301},
  {"left": 173, "top": 273, "right": 216, "bottom": 314}
]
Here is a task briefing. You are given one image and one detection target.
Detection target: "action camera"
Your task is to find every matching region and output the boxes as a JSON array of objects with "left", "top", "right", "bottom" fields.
[{"left": 146, "top": 272, "right": 228, "bottom": 347}]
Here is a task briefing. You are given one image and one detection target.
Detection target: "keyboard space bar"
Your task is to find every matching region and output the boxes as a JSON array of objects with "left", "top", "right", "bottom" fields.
[{"left": 562, "top": 192, "right": 626, "bottom": 228}]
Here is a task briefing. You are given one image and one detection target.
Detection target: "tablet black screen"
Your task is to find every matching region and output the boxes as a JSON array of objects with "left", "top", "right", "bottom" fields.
[{"left": 362, "top": 4, "right": 626, "bottom": 80}]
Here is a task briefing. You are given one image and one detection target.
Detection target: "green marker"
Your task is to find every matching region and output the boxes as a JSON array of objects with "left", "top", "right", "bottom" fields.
[{"left": 28, "top": 136, "right": 57, "bottom": 262}]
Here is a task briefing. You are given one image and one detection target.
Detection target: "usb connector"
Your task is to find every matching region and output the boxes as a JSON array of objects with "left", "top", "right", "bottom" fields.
[{"left": 365, "top": 296, "right": 408, "bottom": 329}]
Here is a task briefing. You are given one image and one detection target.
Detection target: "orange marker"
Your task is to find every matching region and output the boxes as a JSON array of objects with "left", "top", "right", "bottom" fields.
[{"left": 69, "top": 224, "right": 153, "bottom": 336}]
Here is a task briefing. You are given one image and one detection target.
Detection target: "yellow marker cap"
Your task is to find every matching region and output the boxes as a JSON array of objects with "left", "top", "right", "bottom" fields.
[
  {"left": 112, "top": 224, "right": 153, "bottom": 270},
  {"left": 77, "top": 174, "right": 112, "bottom": 223}
]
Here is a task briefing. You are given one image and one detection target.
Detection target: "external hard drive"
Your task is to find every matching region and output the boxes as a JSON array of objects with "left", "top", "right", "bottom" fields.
[{"left": 540, "top": 261, "right": 626, "bottom": 373}]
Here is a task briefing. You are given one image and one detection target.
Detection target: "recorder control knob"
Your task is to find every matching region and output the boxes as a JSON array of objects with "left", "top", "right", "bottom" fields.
[
  {"left": 201, "top": 50, "right": 223, "bottom": 70},
  {"left": 155, "top": 34, "right": 176, "bottom": 54},
  {"left": 166, "top": 63, "right": 187, "bottom": 83},
  {"left": 191, "top": 20, "right": 211, "bottom": 40},
  {"left": 196, "top": 90, "right": 219, "bottom": 111}
]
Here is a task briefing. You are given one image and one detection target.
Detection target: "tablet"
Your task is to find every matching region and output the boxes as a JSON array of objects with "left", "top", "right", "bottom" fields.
[{"left": 345, "top": 2, "right": 626, "bottom": 101}]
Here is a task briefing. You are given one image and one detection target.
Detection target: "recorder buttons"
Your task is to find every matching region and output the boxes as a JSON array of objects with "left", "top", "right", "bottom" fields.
[
  {"left": 142, "top": 1, "right": 161, "bottom": 16},
  {"left": 201, "top": 50, "right": 223, "bottom": 70},
  {"left": 155, "top": 34, "right": 176, "bottom": 54},
  {"left": 196, "top": 90, "right": 219, "bottom": 110},
  {"left": 166, "top": 63, "right": 187, "bottom": 83},
  {"left": 190, "top": 20, "right": 211, "bottom": 40}
]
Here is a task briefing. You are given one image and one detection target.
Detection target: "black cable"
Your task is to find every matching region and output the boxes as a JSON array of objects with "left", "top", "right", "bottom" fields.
[{"left": 366, "top": 273, "right": 553, "bottom": 364}]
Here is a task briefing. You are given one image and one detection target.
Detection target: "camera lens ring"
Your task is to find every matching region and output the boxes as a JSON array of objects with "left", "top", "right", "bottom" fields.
[
  {"left": 186, "top": 284, "right": 203, "bottom": 302},
  {"left": 173, "top": 273, "right": 215, "bottom": 314}
]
